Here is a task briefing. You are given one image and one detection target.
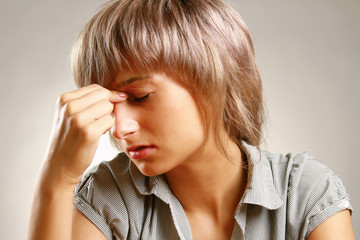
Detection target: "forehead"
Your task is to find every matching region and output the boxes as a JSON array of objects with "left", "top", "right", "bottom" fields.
[{"left": 111, "top": 71, "right": 153, "bottom": 89}]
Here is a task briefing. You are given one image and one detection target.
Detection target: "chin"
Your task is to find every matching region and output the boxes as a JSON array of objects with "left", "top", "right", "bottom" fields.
[{"left": 135, "top": 161, "right": 168, "bottom": 177}]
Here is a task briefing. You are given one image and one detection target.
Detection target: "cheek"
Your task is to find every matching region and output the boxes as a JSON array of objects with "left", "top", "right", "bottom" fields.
[{"left": 155, "top": 94, "right": 205, "bottom": 145}]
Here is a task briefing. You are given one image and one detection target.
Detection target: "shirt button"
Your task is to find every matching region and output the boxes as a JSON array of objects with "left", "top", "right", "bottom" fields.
[
  {"left": 74, "top": 196, "right": 80, "bottom": 204},
  {"left": 340, "top": 199, "right": 350, "bottom": 208}
]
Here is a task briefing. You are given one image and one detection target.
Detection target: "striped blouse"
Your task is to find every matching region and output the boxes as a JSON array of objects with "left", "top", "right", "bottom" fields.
[{"left": 73, "top": 142, "right": 352, "bottom": 239}]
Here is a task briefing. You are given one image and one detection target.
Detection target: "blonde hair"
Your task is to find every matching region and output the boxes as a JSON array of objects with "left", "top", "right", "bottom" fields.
[{"left": 71, "top": 0, "right": 264, "bottom": 151}]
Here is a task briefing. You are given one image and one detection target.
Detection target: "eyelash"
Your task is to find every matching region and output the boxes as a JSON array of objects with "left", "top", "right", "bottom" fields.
[{"left": 132, "top": 94, "right": 150, "bottom": 103}]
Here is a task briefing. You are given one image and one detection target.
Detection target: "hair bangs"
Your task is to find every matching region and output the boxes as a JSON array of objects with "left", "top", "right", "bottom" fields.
[{"left": 72, "top": 0, "right": 206, "bottom": 89}]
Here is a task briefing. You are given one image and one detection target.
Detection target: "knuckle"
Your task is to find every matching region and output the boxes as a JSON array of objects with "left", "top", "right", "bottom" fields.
[
  {"left": 92, "top": 84, "right": 106, "bottom": 94},
  {"left": 89, "top": 83, "right": 101, "bottom": 88},
  {"left": 104, "top": 100, "right": 114, "bottom": 111},
  {"left": 58, "top": 93, "right": 70, "bottom": 106},
  {"left": 64, "top": 102, "right": 75, "bottom": 116},
  {"left": 105, "top": 114, "right": 115, "bottom": 125},
  {"left": 97, "top": 99, "right": 113, "bottom": 112},
  {"left": 99, "top": 115, "right": 115, "bottom": 135},
  {"left": 96, "top": 87, "right": 111, "bottom": 99},
  {"left": 71, "top": 114, "right": 83, "bottom": 129},
  {"left": 87, "top": 84, "right": 101, "bottom": 90}
]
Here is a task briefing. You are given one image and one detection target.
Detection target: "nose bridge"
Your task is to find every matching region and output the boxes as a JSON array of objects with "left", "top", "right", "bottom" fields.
[{"left": 113, "top": 102, "right": 139, "bottom": 139}]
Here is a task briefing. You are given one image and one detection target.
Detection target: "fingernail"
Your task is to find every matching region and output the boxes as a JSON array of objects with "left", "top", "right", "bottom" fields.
[{"left": 118, "top": 92, "right": 128, "bottom": 98}]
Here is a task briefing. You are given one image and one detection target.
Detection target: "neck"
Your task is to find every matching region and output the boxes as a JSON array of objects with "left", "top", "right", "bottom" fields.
[{"left": 165, "top": 138, "right": 247, "bottom": 219}]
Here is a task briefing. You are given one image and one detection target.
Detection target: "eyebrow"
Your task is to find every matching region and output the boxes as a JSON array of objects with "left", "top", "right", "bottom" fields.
[{"left": 114, "top": 76, "right": 151, "bottom": 88}]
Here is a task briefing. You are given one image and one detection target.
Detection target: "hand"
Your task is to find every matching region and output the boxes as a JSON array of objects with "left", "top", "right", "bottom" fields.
[{"left": 42, "top": 84, "right": 127, "bottom": 187}]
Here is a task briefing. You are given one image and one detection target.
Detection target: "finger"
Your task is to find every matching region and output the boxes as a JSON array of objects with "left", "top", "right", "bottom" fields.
[
  {"left": 64, "top": 88, "right": 127, "bottom": 116},
  {"left": 109, "top": 90, "right": 128, "bottom": 103},
  {"left": 71, "top": 99, "right": 114, "bottom": 127},
  {"left": 67, "top": 85, "right": 127, "bottom": 103},
  {"left": 81, "top": 114, "right": 115, "bottom": 143},
  {"left": 59, "top": 84, "right": 102, "bottom": 104},
  {"left": 93, "top": 114, "right": 115, "bottom": 136}
]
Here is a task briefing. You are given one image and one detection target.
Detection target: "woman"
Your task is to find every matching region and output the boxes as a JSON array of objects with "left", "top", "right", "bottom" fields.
[{"left": 27, "top": 0, "right": 354, "bottom": 239}]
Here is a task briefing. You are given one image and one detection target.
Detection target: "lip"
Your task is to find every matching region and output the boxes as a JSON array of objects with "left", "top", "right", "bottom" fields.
[{"left": 126, "top": 145, "right": 156, "bottom": 160}]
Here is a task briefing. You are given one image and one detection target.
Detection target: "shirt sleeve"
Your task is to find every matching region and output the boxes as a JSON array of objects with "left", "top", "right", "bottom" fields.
[
  {"left": 303, "top": 168, "right": 352, "bottom": 238},
  {"left": 287, "top": 155, "right": 353, "bottom": 239},
  {"left": 73, "top": 161, "right": 130, "bottom": 240}
]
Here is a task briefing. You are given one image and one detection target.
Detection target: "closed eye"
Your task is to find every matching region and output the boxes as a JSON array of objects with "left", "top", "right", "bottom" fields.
[{"left": 132, "top": 94, "right": 150, "bottom": 103}]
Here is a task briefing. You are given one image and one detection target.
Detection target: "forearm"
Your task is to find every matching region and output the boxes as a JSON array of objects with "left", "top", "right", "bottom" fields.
[
  {"left": 27, "top": 167, "right": 77, "bottom": 240},
  {"left": 26, "top": 86, "right": 124, "bottom": 240}
]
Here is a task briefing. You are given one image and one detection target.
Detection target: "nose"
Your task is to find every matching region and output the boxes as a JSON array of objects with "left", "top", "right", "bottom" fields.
[{"left": 112, "top": 102, "right": 140, "bottom": 139}]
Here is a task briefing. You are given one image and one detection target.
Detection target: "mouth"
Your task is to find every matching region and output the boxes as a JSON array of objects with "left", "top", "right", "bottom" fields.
[
  {"left": 127, "top": 145, "right": 150, "bottom": 151},
  {"left": 126, "top": 145, "right": 156, "bottom": 160}
]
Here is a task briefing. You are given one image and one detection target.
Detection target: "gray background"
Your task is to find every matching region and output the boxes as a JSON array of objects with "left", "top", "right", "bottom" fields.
[{"left": 0, "top": 0, "right": 359, "bottom": 239}]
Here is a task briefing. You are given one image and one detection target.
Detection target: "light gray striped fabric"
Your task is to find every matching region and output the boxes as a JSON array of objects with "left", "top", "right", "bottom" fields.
[{"left": 73, "top": 142, "right": 352, "bottom": 239}]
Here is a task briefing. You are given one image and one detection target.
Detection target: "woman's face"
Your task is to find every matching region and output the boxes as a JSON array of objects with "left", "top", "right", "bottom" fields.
[{"left": 111, "top": 72, "right": 208, "bottom": 176}]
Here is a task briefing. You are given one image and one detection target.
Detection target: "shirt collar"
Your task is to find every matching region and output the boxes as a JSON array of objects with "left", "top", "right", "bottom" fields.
[
  {"left": 129, "top": 141, "right": 283, "bottom": 210},
  {"left": 241, "top": 141, "right": 283, "bottom": 210},
  {"left": 130, "top": 161, "right": 172, "bottom": 204}
]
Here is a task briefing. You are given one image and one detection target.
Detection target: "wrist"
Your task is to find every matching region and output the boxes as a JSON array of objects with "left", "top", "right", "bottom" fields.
[
  {"left": 35, "top": 163, "right": 80, "bottom": 198},
  {"left": 36, "top": 176, "right": 76, "bottom": 200}
]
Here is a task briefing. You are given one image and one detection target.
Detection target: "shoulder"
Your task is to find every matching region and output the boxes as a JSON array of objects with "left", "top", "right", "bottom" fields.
[
  {"left": 263, "top": 150, "right": 352, "bottom": 239},
  {"left": 262, "top": 150, "right": 347, "bottom": 198},
  {"left": 73, "top": 153, "right": 145, "bottom": 239},
  {"left": 263, "top": 149, "right": 329, "bottom": 181}
]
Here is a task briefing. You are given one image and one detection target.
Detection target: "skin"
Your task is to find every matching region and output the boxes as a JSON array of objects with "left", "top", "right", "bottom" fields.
[
  {"left": 27, "top": 84, "right": 126, "bottom": 240},
  {"left": 27, "top": 72, "right": 355, "bottom": 240},
  {"left": 307, "top": 210, "right": 354, "bottom": 240},
  {"left": 111, "top": 72, "right": 211, "bottom": 177}
]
